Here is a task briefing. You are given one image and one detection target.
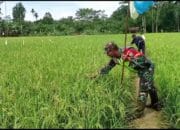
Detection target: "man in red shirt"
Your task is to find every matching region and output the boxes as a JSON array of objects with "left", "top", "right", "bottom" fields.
[{"left": 92, "top": 41, "right": 162, "bottom": 120}]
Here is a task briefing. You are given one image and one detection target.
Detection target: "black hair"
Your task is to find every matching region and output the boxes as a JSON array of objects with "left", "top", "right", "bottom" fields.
[
  {"left": 104, "top": 41, "right": 119, "bottom": 52},
  {"left": 132, "top": 34, "right": 136, "bottom": 38}
]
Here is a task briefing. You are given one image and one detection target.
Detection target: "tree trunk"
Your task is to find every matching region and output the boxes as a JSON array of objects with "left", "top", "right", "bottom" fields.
[
  {"left": 177, "top": 11, "right": 179, "bottom": 32},
  {"left": 155, "top": 6, "right": 159, "bottom": 33},
  {"left": 178, "top": 2, "right": 180, "bottom": 32},
  {"left": 178, "top": 15, "right": 179, "bottom": 32},
  {"left": 21, "top": 24, "right": 22, "bottom": 35},
  {"left": 151, "top": 8, "right": 154, "bottom": 33},
  {"left": 144, "top": 16, "right": 146, "bottom": 33},
  {"left": 142, "top": 15, "right": 146, "bottom": 33}
]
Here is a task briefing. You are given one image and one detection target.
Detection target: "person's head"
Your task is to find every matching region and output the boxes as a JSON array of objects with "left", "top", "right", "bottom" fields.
[
  {"left": 132, "top": 34, "right": 136, "bottom": 39},
  {"left": 104, "top": 41, "right": 121, "bottom": 58}
]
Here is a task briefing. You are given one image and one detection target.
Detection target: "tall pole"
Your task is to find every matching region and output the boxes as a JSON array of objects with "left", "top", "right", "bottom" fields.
[{"left": 121, "top": 2, "right": 129, "bottom": 85}]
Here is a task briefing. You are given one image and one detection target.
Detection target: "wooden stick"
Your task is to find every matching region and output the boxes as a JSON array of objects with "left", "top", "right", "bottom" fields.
[{"left": 121, "top": 1, "right": 130, "bottom": 85}]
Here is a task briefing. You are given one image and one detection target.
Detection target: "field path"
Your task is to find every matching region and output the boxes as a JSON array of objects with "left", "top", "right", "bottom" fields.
[{"left": 128, "top": 77, "right": 169, "bottom": 128}]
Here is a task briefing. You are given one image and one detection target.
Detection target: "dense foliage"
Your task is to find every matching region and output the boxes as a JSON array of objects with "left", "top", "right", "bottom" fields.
[{"left": 0, "top": 1, "right": 179, "bottom": 36}]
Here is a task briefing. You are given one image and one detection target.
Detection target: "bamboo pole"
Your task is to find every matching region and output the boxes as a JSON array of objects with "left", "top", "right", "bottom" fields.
[{"left": 121, "top": 1, "right": 129, "bottom": 85}]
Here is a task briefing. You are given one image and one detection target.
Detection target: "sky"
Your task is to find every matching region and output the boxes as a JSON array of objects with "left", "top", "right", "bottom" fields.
[{"left": 0, "top": 1, "right": 120, "bottom": 21}]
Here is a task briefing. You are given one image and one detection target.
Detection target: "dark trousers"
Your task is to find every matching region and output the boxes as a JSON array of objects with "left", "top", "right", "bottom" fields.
[
  {"left": 137, "top": 42, "right": 145, "bottom": 55},
  {"left": 138, "top": 45, "right": 145, "bottom": 55}
]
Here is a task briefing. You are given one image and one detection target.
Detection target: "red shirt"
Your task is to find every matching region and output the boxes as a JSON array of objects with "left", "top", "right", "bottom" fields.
[{"left": 122, "top": 47, "right": 144, "bottom": 61}]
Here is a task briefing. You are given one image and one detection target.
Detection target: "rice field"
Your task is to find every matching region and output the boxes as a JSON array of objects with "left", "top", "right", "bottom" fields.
[{"left": 0, "top": 33, "right": 179, "bottom": 128}]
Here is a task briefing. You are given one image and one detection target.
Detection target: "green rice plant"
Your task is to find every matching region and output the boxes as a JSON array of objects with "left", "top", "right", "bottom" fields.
[{"left": 0, "top": 33, "right": 179, "bottom": 128}]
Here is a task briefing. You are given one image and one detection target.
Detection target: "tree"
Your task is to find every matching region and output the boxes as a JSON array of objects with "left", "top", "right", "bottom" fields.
[
  {"left": 154, "top": 1, "right": 169, "bottom": 32},
  {"left": 0, "top": 1, "right": 3, "bottom": 20},
  {"left": 34, "top": 12, "right": 38, "bottom": 21},
  {"left": 12, "top": 2, "right": 26, "bottom": 35},
  {"left": 110, "top": 5, "right": 128, "bottom": 21},
  {"left": 42, "top": 12, "right": 53, "bottom": 24},
  {"left": 173, "top": 1, "right": 180, "bottom": 32},
  {"left": 74, "top": 8, "right": 108, "bottom": 34},
  {"left": 75, "top": 8, "right": 107, "bottom": 21},
  {"left": 31, "top": 8, "right": 35, "bottom": 14},
  {"left": 158, "top": 2, "right": 176, "bottom": 32},
  {"left": 110, "top": 5, "right": 130, "bottom": 33},
  {"left": 12, "top": 2, "right": 26, "bottom": 23},
  {"left": 31, "top": 8, "right": 35, "bottom": 21},
  {"left": 31, "top": 8, "right": 38, "bottom": 21},
  {"left": 56, "top": 16, "right": 75, "bottom": 35},
  {"left": 151, "top": 7, "right": 155, "bottom": 32},
  {"left": 0, "top": 8, "right": 2, "bottom": 20}
]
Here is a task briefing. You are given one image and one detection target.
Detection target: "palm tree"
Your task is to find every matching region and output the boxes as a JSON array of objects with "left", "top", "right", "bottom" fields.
[
  {"left": 34, "top": 12, "right": 38, "bottom": 21},
  {"left": 31, "top": 8, "right": 35, "bottom": 14},
  {"left": 31, "top": 8, "right": 35, "bottom": 21},
  {"left": 31, "top": 8, "right": 38, "bottom": 21},
  {"left": 174, "top": 1, "right": 180, "bottom": 32}
]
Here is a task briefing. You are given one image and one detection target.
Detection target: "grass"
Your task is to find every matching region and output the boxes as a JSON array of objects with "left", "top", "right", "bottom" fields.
[
  {"left": 146, "top": 33, "right": 180, "bottom": 128},
  {"left": 0, "top": 33, "right": 179, "bottom": 128}
]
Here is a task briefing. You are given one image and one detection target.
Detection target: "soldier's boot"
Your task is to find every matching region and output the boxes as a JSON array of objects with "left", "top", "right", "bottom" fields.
[
  {"left": 126, "top": 92, "right": 147, "bottom": 121},
  {"left": 125, "top": 110, "right": 144, "bottom": 121},
  {"left": 146, "top": 87, "right": 163, "bottom": 111},
  {"left": 135, "top": 92, "right": 147, "bottom": 117}
]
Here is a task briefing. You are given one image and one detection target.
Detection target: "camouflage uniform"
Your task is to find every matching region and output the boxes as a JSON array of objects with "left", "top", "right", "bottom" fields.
[
  {"left": 100, "top": 51, "right": 160, "bottom": 118},
  {"left": 131, "top": 56, "right": 159, "bottom": 118}
]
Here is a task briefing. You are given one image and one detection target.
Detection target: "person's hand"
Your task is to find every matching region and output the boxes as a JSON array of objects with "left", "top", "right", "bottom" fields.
[{"left": 112, "top": 58, "right": 122, "bottom": 65}]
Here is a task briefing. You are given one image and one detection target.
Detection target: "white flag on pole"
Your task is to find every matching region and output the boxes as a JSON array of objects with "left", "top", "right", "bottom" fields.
[{"left": 129, "top": 1, "right": 139, "bottom": 20}]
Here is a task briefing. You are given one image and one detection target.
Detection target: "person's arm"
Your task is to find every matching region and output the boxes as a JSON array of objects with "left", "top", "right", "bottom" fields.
[
  {"left": 130, "top": 38, "right": 135, "bottom": 45},
  {"left": 128, "top": 55, "right": 154, "bottom": 71},
  {"left": 88, "top": 58, "right": 117, "bottom": 79},
  {"left": 100, "top": 58, "right": 117, "bottom": 75}
]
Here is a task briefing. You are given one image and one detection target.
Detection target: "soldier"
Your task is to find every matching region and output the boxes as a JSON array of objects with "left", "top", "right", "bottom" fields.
[
  {"left": 91, "top": 41, "right": 162, "bottom": 120},
  {"left": 130, "top": 34, "right": 146, "bottom": 55}
]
